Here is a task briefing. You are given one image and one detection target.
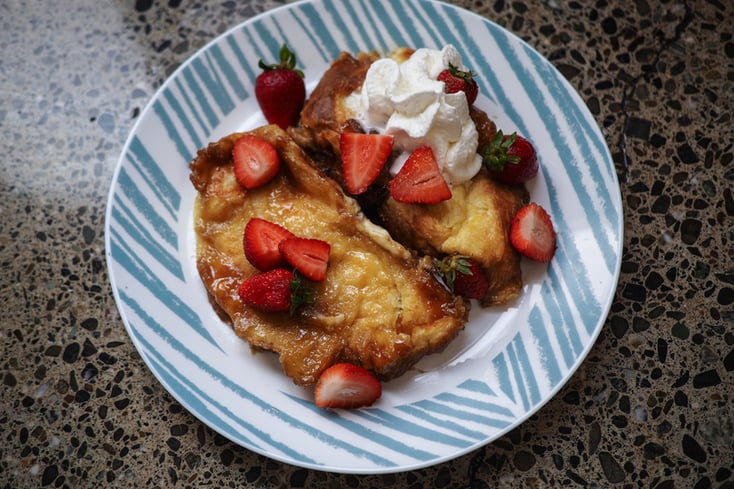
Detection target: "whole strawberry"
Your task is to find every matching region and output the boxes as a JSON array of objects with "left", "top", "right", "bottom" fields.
[
  {"left": 481, "top": 130, "right": 539, "bottom": 185},
  {"left": 437, "top": 63, "right": 479, "bottom": 106},
  {"left": 433, "top": 255, "right": 489, "bottom": 300},
  {"left": 238, "top": 268, "right": 314, "bottom": 315},
  {"left": 255, "top": 44, "right": 306, "bottom": 130}
]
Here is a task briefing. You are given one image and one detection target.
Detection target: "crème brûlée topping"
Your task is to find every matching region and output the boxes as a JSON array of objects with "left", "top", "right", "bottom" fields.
[
  {"left": 344, "top": 45, "right": 482, "bottom": 186},
  {"left": 190, "top": 125, "right": 469, "bottom": 386}
]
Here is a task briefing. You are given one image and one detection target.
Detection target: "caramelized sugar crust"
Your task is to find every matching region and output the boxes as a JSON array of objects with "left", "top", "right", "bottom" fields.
[
  {"left": 292, "top": 51, "right": 529, "bottom": 306},
  {"left": 190, "top": 125, "right": 468, "bottom": 386},
  {"left": 379, "top": 167, "right": 527, "bottom": 306}
]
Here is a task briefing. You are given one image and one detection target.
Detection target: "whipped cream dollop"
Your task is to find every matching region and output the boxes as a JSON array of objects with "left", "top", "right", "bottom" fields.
[{"left": 345, "top": 45, "right": 482, "bottom": 185}]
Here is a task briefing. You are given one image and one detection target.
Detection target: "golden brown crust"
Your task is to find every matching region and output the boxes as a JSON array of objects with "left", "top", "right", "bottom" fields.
[
  {"left": 294, "top": 51, "right": 528, "bottom": 306},
  {"left": 190, "top": 125, "right": 468, "bottom": 385},
  {"left": 379, "top": 168, "right": 528, "bottom": 306},
  {"left": 295, "top": 48, "right": 415, "bottom": 151},
  {"left": 294, "top": 51, "right": 377, "bottom": 153}
]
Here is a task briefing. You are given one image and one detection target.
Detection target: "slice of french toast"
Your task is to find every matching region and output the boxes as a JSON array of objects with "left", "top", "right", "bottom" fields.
[
  {"left": 190, "top": 125, "right": 469, "bottom": 386},
  {"left": 291, "top": 50, "right": 528, "bottom": 306}
]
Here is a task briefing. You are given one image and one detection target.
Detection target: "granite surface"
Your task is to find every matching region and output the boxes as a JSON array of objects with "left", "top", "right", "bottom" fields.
[{"left": 1, "top": 0, "right": 732, "bottom": 487}]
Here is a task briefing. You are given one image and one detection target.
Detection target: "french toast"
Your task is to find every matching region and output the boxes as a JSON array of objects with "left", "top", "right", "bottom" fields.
[
  {"left": 190, "top": 125, "right": 469, "bottom": 386},
  {"left": 291, "top": 50, "right": 528, "bottom": 306}
]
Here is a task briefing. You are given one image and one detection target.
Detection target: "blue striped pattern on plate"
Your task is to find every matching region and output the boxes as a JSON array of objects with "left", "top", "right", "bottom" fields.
[{"left": 105, "top": 0, "right": 622, "bottom": 474}]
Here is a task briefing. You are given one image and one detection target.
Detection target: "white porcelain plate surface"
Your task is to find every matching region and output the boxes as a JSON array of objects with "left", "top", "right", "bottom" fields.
[{"left": 105, "top": 0, "right": 623, "bottom": 474}]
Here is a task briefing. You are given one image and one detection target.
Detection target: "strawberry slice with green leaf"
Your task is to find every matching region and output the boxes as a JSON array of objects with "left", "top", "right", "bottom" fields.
[
  {"left": 389, "top": 146, "right": 452, "bottom": 204},
  {"left": 314, "top": 363, "right": 382, "bottom": 409},
  {"left": 238, "top": 268, "right": 314, "bottom": 315},
  {"left": 279, "top": 237, "right": 331, "bottom": 282},
  {"left": 340, "top": 132, "right": 394, "bottom": 195},
  {"left": 232, "top": 134, "right": 280, "bottom": 189},
  {"left": 510, "top": 203, "right": 557, "bottom": 262},
  {"left": 243, "top": 218, "right": 296, "bottom": 271}
]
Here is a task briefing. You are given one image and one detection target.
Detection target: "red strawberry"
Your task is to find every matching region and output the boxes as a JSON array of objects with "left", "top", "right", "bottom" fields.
[
  {"left": 481, "top": 130, "right": 539, "bottom": 185},
  {"left": 510, "top": 203, "right": 557, "bottom": 262},
  {"left": 340, "top": 132, "right": 394, "bottom": 195},
  {"left": 238, "top": 268, "right": 294, "bottom": 313},
  {"left": 232, "top": 135, "right": 280, "bottom": 189},
  {"left": 390, "top": 146, "right": 452, "bottom": 204},
  {"left": 279, "top": 237, "right": 331, "bottom": 282},
  {"left": 433, "top": 255, "right": 489, "bottom": 300},
  {"left": 238, "top": 268, "right": 314, "bottom": 315},
  {"left": 437, "top": 63, "right": 479, "bottom": 106},
  {"left": 243, "top": 218, "right": 296, "bottom": 271},
  {"left": 314, "top": 363, "right": 382, "bottom": 409},
  {"left": 255, "top": 44, "right": 306, "bottom": 129}
]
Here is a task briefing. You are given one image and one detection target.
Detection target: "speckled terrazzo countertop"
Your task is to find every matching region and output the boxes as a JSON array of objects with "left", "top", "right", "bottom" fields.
[{"left": 2, "top": 0, "right": 732, "bottom": 487}]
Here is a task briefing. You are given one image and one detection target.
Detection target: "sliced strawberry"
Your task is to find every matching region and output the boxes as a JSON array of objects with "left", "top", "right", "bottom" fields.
[
  {"left": 279, "top": 237, "right": 331, "bottom": 282},
  {"left": 238, "top": 268, "right": 294, "bottom": 313},
  {"left": 314, "top": 363, "right": 382, "bottom": 409},
  {"left": 510, "top": 203, "right": 557, "bottom": 262},
  {"left": 389, "top": 146, "right": 452, "bottom": 204},
  {"left": 434, "top": 255, "right": 489, "bottom": 300},
  {"left": 232, "top": 134, "right": 280, "bottom": 189},
  {"left": 243, "top": 218, "right": 295, "bottom": 271},
  {"left": 340, "top": 132, "right": 394, "bottom": 195}
]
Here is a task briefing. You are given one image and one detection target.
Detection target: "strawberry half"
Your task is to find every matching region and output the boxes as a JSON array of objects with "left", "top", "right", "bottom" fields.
[
  {"left": 434, "top": 255, "right": 489, "bottom": 300},
  {"left": 314, "top": 363, "right": 382, "bottom": 409},
  {"left": 509, "top": 203, "right": 557, "bottom": 262},
  {"left": 390, "top": 146, "right": 452, "bottom": 204},
  {"left": 255, "top": 44, "right": 306, "bottom": 129},
  {"left": 232, "top": 135, "right": 280, "bottom": 189},
  {"left": 279, "top": 237, "right": 331, "bottom": 282},
  {"left": 340, "top": 132, "right": 394, "bottom": 195},
  {"left": 243, "top": 218, "right": 296, "bottom": 271},
  {"left": 437, "top": 63, "right": 479, "bottom": 106}
]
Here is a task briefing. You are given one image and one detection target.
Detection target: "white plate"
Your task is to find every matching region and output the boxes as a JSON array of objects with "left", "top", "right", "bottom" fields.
[{"left": 105, "top": 0, "right": 622, "bottom": 474}]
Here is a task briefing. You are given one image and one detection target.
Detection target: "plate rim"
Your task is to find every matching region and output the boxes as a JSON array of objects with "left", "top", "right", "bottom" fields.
[{"left": 104, "top": 0, "right": 623, "bottom": 474}]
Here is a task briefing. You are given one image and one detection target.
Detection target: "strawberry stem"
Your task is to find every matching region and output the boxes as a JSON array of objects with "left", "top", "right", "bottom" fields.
[
  {"left": 258, "top": 43, "right": 305, "bottom": 78},
  {"left": 433, "top": 254, "right": 474, "bottom": 292},
  {"left": 289, "top": 270, "right": 314, "bottom": 316},
  {"left": 448, "top": 63, "right": 476, "bottom": 82}
]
